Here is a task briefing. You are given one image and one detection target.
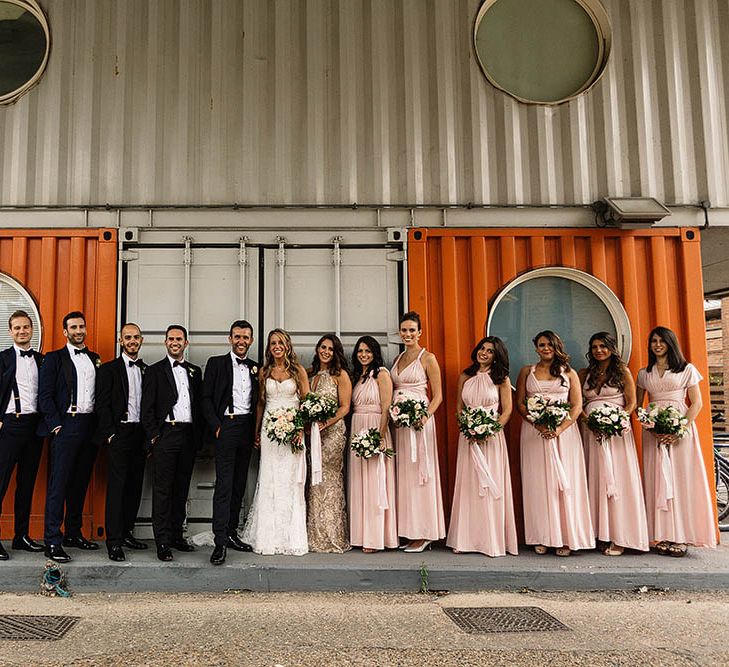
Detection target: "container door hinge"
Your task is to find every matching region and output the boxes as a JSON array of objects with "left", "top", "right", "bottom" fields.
[
  {"left": 119, "top": 250, "right": 139, "bottom": 262},
  {"left": 386, "top": 250, "right": 406, "bottom": 262}
]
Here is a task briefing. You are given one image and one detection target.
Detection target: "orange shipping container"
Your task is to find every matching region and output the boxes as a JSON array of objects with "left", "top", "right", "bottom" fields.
[
  {"left": 0, "top": 229, "right": 117, "bottom": 541},
  {"left": 407, "top": 227, "right": 716, "bottom": 533}
]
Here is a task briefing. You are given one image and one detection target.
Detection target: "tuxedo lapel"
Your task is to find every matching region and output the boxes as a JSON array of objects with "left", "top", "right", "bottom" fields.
[
  {"left": 163, "top": 360, "right": 178, "bottom": 402},
  {"left": 59, "top": 346, "right": 75, "bottom": 395},
  {"left": 117, "top": 356, "right": 129, "bottom": 403}
]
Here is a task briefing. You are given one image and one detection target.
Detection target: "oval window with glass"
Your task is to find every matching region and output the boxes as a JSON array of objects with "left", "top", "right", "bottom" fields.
[
  {"left": 0, "top": 0, "right": 50, "bottom": 106},
  {"left": 473, "top": 0, "right": 611, "bottom": 105},
  {"left": 0, "top": 272, "right": 42, "bottom": 350},
  {"left": 487, "top": 268, "right": 630, "bottom": 380}
]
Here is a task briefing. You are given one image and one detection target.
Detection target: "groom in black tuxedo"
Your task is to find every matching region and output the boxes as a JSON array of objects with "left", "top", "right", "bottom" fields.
[
  {"left": 95, "top": 323, "right": 148, "bottom": 561},
  {"left": 202, "top": 320, "right": 259, "bottom": 565},
  {"left": 0, "top": 310, "right": 45, "bottom": 560},
  {"left": 38, "top": 311, "right": 101, "bottom": 562},
  {"left": 141, "top": 324, "right": 203, "bottom": 562}
]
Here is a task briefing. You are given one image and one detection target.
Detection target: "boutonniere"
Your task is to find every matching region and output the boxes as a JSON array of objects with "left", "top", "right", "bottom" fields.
[
  {"left": 251, "top": 366, "right": 258, "bottom": 375},
  {"left": 188, "top": 367, "right": 195, "bottom": 378},
  {"left": 94, "top": 358, "right": 101, "bottom": 368}
]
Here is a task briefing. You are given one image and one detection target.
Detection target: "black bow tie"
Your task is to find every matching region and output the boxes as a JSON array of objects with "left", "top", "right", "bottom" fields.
[
  {"left": 74, "top": 348, "right": 88, "bottom": 356},
  {"left": 173, "top": 360, "right": 186, "bottom": 368},
  {"left": 128, "top": 359, "right": 142, "bottom": 368},
  {"left": 235, "top": 357, "right": 246, "bottom": 365},
  {"left": 19, "top": 349, "right": 33, "bottom": 358}
]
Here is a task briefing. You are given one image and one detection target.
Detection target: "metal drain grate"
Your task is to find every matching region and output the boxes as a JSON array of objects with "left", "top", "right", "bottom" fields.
[
  {"left": 444, "top": 606, "right": 569, "bottom": 634},
  {"left": 0, "top": 615, "right": 80, "bottom": 641}
]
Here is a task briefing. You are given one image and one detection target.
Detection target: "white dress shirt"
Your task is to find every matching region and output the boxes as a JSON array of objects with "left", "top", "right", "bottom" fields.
[
  {"left": 5, "top": 345, "right": 38, "bottom": 415},
  {"left": 228, "top": 351, "right": 253, "bottom": 415},
  {"left": 67, "top": 343, "right": 95, "bottom": 414},
  {"left": 122, "top": 353, "right": 142, "bottom": 423},
  {"left": 166, "top": 355, "right": 193, "bottom": 423}
]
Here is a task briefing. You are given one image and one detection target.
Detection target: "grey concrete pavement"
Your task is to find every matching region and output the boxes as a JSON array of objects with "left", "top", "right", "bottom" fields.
[
  {"left": 0, "top": 590, "right": 728, "bottom": 666},
  {"left": 0, "top": 536, "right": 727, "bottom": 592}
]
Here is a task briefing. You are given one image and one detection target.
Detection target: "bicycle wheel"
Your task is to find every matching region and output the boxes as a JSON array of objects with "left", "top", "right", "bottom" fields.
[{"left": 717, "top": 469, "right": 729, "bottom": 531}]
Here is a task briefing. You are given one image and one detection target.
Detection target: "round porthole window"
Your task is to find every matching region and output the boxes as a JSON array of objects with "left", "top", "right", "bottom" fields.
[
  {"left": 487, "top": 267, "right": 631, "bottom": 379},
  {"left": 0, "top": 0, "right": 50, "bottom": 106},
  {"left": 473, "top": 0, "right": 611, "bottom": 105},
  {"left": 0, "top": 272, "right": 42, "bottom": 350}
]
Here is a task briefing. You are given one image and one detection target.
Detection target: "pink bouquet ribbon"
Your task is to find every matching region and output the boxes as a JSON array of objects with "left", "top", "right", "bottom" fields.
[
  {"left": 409, "top": 428, "right": 431, "bottom": 486},
  {"left": 376, "top": 454, "right": 389, "bottom": 510},
  {"left": 548, "top": 438, "right": 571, "bottom": 494},
  {"left": 310, "top": 423, "right": 323, "bottom": 486},
  {"left": 470, "top": 443, "right": 501, "bottom": 498},
  {"left": 600, "top": 437, "right": 619, "bottom": 499},
  {"left": 657, "top": 443, "right": 674, "bottom": 511},
  {"left": 296, "top": 434, "right": 307, "bottom": 485}
]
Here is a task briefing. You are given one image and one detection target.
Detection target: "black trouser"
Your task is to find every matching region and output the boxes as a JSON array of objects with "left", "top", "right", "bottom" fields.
[
  {"left": 104, "top": 423, "right": 146, "bottom": 548},
  {"left": 44, "top": 413, "right": 97, "bottom": 546},
  {"left": 151, "top": 423, "right": 195, "bottom": 546},
  {"left": 0, "top": 414, "right": 43, "bottom": 538},
  {"left": 212, "top": 414, "right": 254, "bottom": 546}
]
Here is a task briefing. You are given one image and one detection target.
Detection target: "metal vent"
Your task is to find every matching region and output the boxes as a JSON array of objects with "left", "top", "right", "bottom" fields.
[
  {"left": 0, "top": 615, "right": 80, "bottom": 641},
  {"left": 443, "top": 607, "right": 569, "bottom": 634}
]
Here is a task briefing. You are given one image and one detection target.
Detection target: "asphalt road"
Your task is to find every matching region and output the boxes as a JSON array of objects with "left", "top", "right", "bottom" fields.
[{"left": 0, "top": 589, "right": 727, "bottom": 666}]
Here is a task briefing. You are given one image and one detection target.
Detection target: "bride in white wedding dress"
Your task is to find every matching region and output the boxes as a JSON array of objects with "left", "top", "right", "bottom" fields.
[{"left": 242, "top": 329, "right": 311, "bottom": 555}]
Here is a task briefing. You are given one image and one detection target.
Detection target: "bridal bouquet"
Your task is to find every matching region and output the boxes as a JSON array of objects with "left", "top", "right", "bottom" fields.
[
  {"left": 524, "top": 395, "right": 572, "bottom": 432},
  {"left": 351, "top": 428, "right": 394, "bottom": 459},
  {"left": 299, "top": 392, "right": 338, "bottom": 424},
  {"left": 263, "top": 407, "right": 305, "bottom": 452},
  {"left": 457, "top": 406, "right": 502, "bottom": 443},
  {"left": 586, "top": 404, "right": 631, "bottom": 440},
  {"left": 389, "top": 394, "right": 429, "bottom": 430},
  {"left": 637, "top": 403, "right": 689, "bottom": 439}
]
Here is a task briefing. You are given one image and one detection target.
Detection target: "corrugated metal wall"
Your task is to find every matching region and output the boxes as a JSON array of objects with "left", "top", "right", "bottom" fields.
[
  {"left": 0, "top": 229, "right": 118, "bottom": 540},
  {"left": 407, "top": 227, "right": 715, "bottom": 524},
  {"left": 1, "top": 0, "right": 728, "bottom": 207}
]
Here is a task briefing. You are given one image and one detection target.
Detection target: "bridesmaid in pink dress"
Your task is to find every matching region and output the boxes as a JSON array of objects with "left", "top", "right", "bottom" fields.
[
  {"left": 636, "top": 326, "right": 717, "bottom": 557},
  {"left": 390, "top": 311, "right": 446, "bottom": 552},
  {"left": 348, "top": 336, "right": 398, "bottom": 552},
  {"left": 515, "top": 330, "right": 594, "bottom": 556},
  {"left": 446, "top": 337, "right": 518, "bottom": 557},
  {"left": 578, "top": 332, "right": 648, "bottom": 555}
]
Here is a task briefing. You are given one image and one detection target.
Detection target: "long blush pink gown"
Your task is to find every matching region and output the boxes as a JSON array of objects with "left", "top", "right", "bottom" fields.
[
  {"left": 390, "top": 349, "right": 446, "bottom": 541},
  {"left": 520, "top": 367, "right": 594, "bottom": 550},
  {"left": 637, "top": 363, "right": 717, "bottom": 547},
  {"left": 348, "top": 369, "right": 398, "bottom": 550},
  {"left": 446, "top": 372, "right": 518, "bottom": 556},
  {"left": 581, "top": 378, "right": 649, "bottom": 551}
]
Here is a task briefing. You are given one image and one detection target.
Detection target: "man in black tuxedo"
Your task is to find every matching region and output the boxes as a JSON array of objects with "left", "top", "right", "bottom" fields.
[
  {"left": 38, "top": 311, "right": 101, "bottom": 562},
  {"left": 95, "top": 323, "right": 149, "bottom": 562},
  {"left": 0, "top": 310, "right": 45, "bottom": 560},
  {"left": 141, "top": 324, "right": 203, "bottom": 562},
  {"left": 203, "top": 320, "right": 259, "bottom": 565}
]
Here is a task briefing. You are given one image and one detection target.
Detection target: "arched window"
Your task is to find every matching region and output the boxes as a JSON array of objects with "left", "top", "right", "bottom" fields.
[
  {"left": 0, "top": 272, "right": 42, "bottom": 350},
  {"left": 0, "top": 0, "right": 50, "bottom": 106},
  {"left": 487, "top": 267, "right": 630, "bottom": 378}
]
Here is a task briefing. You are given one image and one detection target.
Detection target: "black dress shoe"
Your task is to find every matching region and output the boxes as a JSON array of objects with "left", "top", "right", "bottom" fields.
[
  {"left": 63, "top": 535, "right": 100, "bottom": 550},
  {"left": 45, "top": 545, "right": 72, "bottom": 563},
  {"left": 156, "top": 545, "right": 173, "bottom": 562},
  {"left": 227, "top": 534, "right": 253, "bottom": 552},
  {"left": 0, "top": 542, "right": 8, "bottom": 561},
  {"left": 108, "top": 546, "right": 126, "bottom": 562},
  {"left": 122, "top": 534, "right": 149, "bottom": 550},
  {"left": 171, "top": 539, "right": 195, "bottom": 552},
  {"left": 12, "top": 535, "right": 44, "bottom": 552},
  {"left": 210, "top": 545, "right": 227, "bottom": 565}
]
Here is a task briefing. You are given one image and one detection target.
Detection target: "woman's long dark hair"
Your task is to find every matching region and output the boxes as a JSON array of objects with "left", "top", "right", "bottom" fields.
[
  {"left": 351, "top": 335, "right": 385, "bottom": 384},
  {"left": 646, "top": 326, "right": 688, "bottom": 373},
  {"left": 464, "top": 336, "right": 509, "bottom": 385},
  {"left": 585, "top": 331, "right": 625, "bottom": 390},
  {"left": 533, "top": 330, "right": 571, "bottom": 385},
  {"left": 311, "top": 333, "right": 349, "bottom": 377}
]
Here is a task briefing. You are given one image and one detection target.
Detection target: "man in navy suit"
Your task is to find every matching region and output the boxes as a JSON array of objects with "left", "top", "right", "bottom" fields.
[
  {"left": 141, "top": 324, "right": 203, "bottom": 562},
  {"left": 95, "top": 323, "right": 148, "bottom": 562},
  {"left": 0, "top": 310, "right": 45, "bottom": 560},
  {"left": 202, "top": 320, "right": 259, "bottom": 565},
  {"left": 38, "top": 311, "right": 101, "bottom": 562}
]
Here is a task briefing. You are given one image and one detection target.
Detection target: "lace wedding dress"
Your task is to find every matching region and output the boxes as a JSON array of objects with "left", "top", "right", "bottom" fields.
[{"left": 241, "top": 378, "right": 308, "bottom": 555}]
